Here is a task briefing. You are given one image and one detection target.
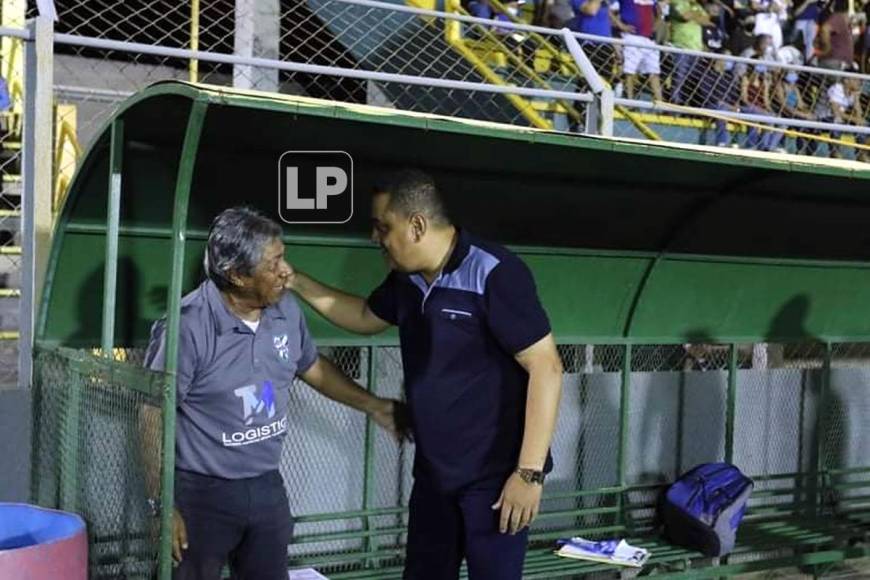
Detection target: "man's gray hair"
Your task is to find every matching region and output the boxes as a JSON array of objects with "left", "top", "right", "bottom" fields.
[
  {"left": 204, "top": 207, "right": 282, "bottom": 291},
  {"left": 375, "top": 169, "right": 450, "bottom": 226}
]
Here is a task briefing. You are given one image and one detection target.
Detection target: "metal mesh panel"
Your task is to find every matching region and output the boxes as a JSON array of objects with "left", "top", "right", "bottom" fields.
[
  {"left": 369, "top": 346, "right": 412, "bottom": 560},
  {"left": 31, "top": 344, "right": 167, "bottom": 579},
  {"left": 46, "top": 0, "right": 589, "bottom": 142},
  {"left": 825, "top": 343, "right": 870, "bottom": 512},
  {"left": 0, "top": 9, "right": 24, "bottom": 384},
  {"left": 536, "top": 344, "right": 624, "bottom": 540},
  {"left": 734, "top": 342, "right": 826, "bottom": 517},
  {"left": 283, "top": 345, "right": 369, "bottom": 569},
  {"left": 627, "top": 343, "right": 729, "bottom": 486},
  {"left": 624, "top": 344, "right": 729, "bottom": 531}
]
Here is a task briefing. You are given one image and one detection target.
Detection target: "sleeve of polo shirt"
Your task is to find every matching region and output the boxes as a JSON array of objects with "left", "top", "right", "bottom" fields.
[
  {"left": 366, "top": 271, "right": 399, "bottom": 326},
  {"left": 143, "top": 318, "right": 198, "bottom": 401},
  {"left": 296, "top": 311, "right": 319, "bottom": 375},
  {"left": 485, "top": 257, "right": 552, "bottom": 355}
]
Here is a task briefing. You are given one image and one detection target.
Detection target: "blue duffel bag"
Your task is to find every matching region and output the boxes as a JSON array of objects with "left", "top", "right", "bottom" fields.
[{"left": 660, "top": 463, "right": 753, "bottom": 557}]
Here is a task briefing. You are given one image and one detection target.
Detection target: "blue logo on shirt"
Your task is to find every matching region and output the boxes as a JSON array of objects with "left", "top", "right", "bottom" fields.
[{"left": 233, "top": 380, "right": 277, "bottom": 426}]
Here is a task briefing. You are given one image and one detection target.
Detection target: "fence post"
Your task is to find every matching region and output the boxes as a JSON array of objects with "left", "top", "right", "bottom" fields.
[
  {"left": 362, "top": 346, "right": 378, "bottom": 567},
  {"left": 158, "top": 99, "right": 208, "bottom": 580},
  {"left": 725, "top": 343, "right": 738, "bottom": 464},
  {"left": 101, "top": 119, "right": 124, "bottom": 356},
  {"left": 617, "top": 344, "right": 631, "bottom": 531},
  {"left": 561, "top": 28, "right": 613, "bottom": 136},
  {"left": 19, "top": 14, "right": 53, "bottom": 388},
  {"left": 815, "top": 342, "right": 832, "bottom": 517}
]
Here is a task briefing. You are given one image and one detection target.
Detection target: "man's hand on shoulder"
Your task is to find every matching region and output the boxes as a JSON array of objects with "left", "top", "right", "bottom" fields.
[{"left": 282, "top": 262, "right": 299, "bottom": 292}]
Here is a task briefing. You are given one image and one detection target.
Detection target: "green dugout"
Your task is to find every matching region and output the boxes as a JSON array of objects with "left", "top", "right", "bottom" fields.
[{"left": 32, "top": 81, "right": 870, "bottom": 579}]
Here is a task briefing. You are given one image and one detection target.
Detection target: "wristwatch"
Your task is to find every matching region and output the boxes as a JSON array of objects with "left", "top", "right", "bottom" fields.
[{"left": 516, "top": 467, "right": 546, "bottom": 485}]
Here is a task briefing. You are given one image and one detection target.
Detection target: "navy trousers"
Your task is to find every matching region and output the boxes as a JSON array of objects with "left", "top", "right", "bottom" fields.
[
  {"left": 172, "top": 469, "right": 292, "bottom": 580},
  {"left": 403, "top": 477, "right": 528, "bottom": 580}
]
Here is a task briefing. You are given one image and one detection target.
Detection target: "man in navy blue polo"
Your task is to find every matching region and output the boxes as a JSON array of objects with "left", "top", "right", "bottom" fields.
[
  {"left": 144, "top": 207, "right": 403, "bottom": 580},
  {"left": 288, "top": 169, "right": 564, "bottom": 579}
]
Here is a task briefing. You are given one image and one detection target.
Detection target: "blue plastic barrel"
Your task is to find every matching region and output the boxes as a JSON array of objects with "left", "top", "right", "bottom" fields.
[{"left": 0, "top": 503, "right": 87, "bottom": 580}]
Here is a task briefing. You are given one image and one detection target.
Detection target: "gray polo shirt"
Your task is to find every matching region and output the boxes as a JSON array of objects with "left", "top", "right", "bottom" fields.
[{"left": 145, "top": 279, "right": 318, "bottom": 479}]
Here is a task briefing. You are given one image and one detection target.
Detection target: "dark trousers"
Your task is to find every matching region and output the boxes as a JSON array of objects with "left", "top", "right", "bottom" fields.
[
  {"left": 173, "top": 469, "right": 292, "bottom": 580},
  {"left": 403, "top": 477, "right": 528, "bottom": 580}
]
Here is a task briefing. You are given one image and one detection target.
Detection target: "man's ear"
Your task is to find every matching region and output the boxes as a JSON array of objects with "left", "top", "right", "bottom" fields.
[
  {"left": 410, "top": 213, "right": 427, "bottom": 242},
  {"left": 229, "top": 271, "right": 245, "bottom": 288}
]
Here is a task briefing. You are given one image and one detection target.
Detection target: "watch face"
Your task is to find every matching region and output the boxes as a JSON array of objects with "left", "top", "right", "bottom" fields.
[{"left": 519, "top": 469, "right": 545, "bottom": 484}]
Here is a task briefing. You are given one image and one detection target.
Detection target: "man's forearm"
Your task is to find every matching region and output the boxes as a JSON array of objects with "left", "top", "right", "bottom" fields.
[
  {"left": 139, "top": 404, "right": 163, "bottom": 499},
  {"left": 517, "top": 359, "right": 563, "bottom": 470},
  {"left": 302, "top": 356, "right": 380, "bottom": 414},
  {"left": 292, "top": 272, "right": 379, "bottom": 334}
]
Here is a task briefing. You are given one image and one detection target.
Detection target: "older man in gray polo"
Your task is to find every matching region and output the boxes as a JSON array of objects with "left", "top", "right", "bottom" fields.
[{"left": 145, "top": 206, "right": 402, "bottom": 580}]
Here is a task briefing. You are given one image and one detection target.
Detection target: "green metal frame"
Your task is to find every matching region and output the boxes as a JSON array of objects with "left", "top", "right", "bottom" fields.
[
  {"left": 101, "top": 118, "right": 124, "bottom": 355},
  {"left": 157, "top": 98, "right": 209, "bottom": 580}
]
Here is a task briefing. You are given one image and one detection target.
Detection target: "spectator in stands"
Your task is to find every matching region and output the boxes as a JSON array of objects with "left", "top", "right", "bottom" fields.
[
  {"left": 790, "top": 0, "right": 821, "bottom": 62},
  {"left": 668, "top": 0, "right": 712, "bottom": 104},
  {"left": 737, "top": 33, "right": 774, "bottom": 76},
  {"left": 696, "top": 53, "right": 743, "bottom": 145},
  {"left": 468, "top": 0, "right": 536, "bottom": 65},
  {"left": 811, "top": 75, "right": 869, "bottom": 159},
  {"left": 144, "top": 207, "right": 403, "bottom": 580},
  {"left": 469, "top": 0, "right": 496, "bottom": 18},
  {"left": 542, "top": 0, "right": 577, "bottom": 26},
  {"left": 569, "top": 0, "right": 618, "bottom": 79},
  {"left": 0, "top": 76, "right": 10, "bottom": 113},
  {"left": 703, "top": 1, "right": 730, "bottom": 52},
  {"left": 860, "top": 0, "right": 870, "bottom": 73},
  {"left": 773, "top": 69, "right": 815, "bottom": 151},
  {"left": 742, "top": 31, "right": 775, "bottom": 59},
  {"left": 496, "top": 0, "right": 538, "bottom": 63},
  {"left": 817, "top": 0, "right": 854, "bottom": 70},
  {"left": 751, "top": 0, "right": 788, "bottom": 50},
  {"left": 740, "top": 63, "right": 785, "bottom": 150},
  {"left": 616, "top": 0, "right": 665, "bottom": 101},
  {"left": 728, "top": 14, "right": 760, "bottom": 56}
]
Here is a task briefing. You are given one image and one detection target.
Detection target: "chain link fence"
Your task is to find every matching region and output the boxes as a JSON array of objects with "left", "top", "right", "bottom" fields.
[
  {"left": 604, "top": 42, "right": 870, "bottom": 159},
  {"left": 29, "top": 336, "right": 870, "bottom": 577},
  {"left": 31, "top": 344, "right": 168, "bottom": 580},
  {"left": 272, "top": 340, "right": 870, "bottom": 575},
  {"left": 23, "top": 0, "right": 868, "bottom": 221},
  {"left": 0, "top": 0, "right": 25, "bottom": 386}
]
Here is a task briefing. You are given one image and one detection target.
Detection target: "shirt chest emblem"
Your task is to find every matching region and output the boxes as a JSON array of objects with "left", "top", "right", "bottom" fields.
[{"left": 273, "top": 334, "right": 290, "bottom": 360}]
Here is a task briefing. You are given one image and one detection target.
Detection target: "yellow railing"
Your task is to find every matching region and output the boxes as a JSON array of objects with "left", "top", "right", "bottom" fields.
[
  {"left": 53, "top": 104, "right": 81, "bottom": 214},
  {"left": 443, "top": 0, "right": 555, "bottom": 129},
  {"left": 190, "top": 0, "right": 200, "bottom": 82}
]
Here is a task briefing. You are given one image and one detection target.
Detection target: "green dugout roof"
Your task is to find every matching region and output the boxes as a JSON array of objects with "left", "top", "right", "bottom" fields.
[{"left": 38, "top": 81, "right": 870, "bottom": 347}]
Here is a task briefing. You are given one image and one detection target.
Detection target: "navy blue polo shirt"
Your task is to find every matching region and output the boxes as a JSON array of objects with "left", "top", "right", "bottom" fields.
[{"left": 368, "top": 229, "right": 552, "bottom": 492}]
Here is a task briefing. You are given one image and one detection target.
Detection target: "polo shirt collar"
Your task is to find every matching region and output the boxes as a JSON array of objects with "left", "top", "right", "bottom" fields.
[
  {"left": 204, "top": 279, "right": 286, "bottom": 335},
  {"left": 441, "top": 227, "right": 470, "bottom": 275}
]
